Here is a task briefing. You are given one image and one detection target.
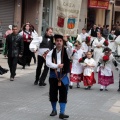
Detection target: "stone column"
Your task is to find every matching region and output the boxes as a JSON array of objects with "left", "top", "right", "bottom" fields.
[{"left": 14, "top": 0, "right": 22, "bottom": 30}]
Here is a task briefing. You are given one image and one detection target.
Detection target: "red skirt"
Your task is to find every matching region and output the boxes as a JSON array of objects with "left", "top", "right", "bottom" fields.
[
  {"left": 98, "top": 70, "right": 114, "bottom": 86},
  {"left": 70, "top": 73, "right": 83, "bottom": 83},
  {"left": 83, "top": 72, "right": 96, "bottom": 86}
]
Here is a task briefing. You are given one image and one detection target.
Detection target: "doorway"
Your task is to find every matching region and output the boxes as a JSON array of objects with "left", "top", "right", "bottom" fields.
[
  {"left": 87, "top": 8, "right": 96, "bottom": 30},
  {"left": 42, "top": 0, "right": 53, "bottom": 35}
]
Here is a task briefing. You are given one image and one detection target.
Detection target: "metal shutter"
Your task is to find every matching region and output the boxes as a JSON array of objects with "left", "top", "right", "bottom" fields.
[{"left": 0, "top": 0, "right": 15, "bottom": 34}]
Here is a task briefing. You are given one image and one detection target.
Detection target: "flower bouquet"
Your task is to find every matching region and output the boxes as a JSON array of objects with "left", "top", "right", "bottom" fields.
[
  {"left": 102, "top": 55, "right": 109, "bottom": 66},
  {"left": 78, "top": 58, "right": 84, "bottom": 63},
  {"left": 103, "top": 40, "right": 109, "bottom": 46},
  {"left": 86, "top": 36, "right": 91, "bottom": 43}
]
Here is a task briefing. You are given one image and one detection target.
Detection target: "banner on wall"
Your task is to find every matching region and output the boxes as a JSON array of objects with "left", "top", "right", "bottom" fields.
[
  {"left": 88, "top": 0, "right": 109, "bottom": 9},
  {"left": 54, "top": 0, "right": 82, "bottom": 36}
]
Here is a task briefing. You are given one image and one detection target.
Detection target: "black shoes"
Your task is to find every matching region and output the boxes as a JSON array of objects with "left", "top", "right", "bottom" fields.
[
  {"left": 0, "top": 66, "right": 8, "bottom": 75},
  {"left": 34, "top": 81, "right": 38, "bottom": 85},
  {"left": 50, "top": 111, "right": 69, "bottom": 119},
  {"left": 59, "top": 114, "right": 69, "bottom": 119},
  {"left": 117, "top": 88, "right": 120, "bottom": 92},
  {"left": 77, "top": 85, "right": 80, "bottom": 88},
  {"left": 39, "top": 82, "right": 47, "bottom": 86},
  {"left": 88, "top": 86, "right": 91, "bottom": 89},
  {"left": 105, "top": 89, "right": 108, "bottom": 91},
  {"left": 100, "top": 89, "right": 103, "bottom": 91},
  {"left": 50, "top": 111, "right": 57, "bottom": 116},
  {"left": 69, "top": 85, "right": 73, "bottom": 89}
]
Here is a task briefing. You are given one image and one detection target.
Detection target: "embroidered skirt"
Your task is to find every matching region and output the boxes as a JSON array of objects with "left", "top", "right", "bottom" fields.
[
  {"left": 83, "top": 72, "right": 96, "bottom": 86},
  {"left": 98, "top": 70, "right": 114, "bottom": 86},
  {"left": 70, "top": 73, "right": 83, "bottom": 83}
]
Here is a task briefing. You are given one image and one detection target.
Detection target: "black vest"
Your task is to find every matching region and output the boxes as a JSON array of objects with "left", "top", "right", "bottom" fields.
[
  {"left": 50, "top": 47, "right": 70, "bottom": 74},
  {"left": 91, "top": 28, "right": 98, "bottom": 37},
  {"left": 40, "top": 35, "right": 54, "bottom": 50}
]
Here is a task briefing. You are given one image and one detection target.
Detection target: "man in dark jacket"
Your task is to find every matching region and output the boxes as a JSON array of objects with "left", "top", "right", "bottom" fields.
[{"left": 4, "top": 25, "right": 24, "bottom": 81}]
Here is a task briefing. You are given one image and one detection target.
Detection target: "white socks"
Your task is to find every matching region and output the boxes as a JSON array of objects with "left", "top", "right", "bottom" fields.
[{"left": 100, "top": 85, "right": 107, "bottom": 89}]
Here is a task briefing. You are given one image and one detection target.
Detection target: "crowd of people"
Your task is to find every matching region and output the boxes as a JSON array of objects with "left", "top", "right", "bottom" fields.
[{"left": 0, "top": 22, "right": 120, "bottom": 119}]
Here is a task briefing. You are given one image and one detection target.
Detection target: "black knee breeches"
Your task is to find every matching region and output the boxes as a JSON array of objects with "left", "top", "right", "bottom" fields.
[{"left": 49, "top": 78, "right": 68, "bottom": 103}]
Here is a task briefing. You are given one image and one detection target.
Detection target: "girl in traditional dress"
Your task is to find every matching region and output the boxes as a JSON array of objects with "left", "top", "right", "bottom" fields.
[
  {"left": 19, "top": 23, "right": 38, "bottom": 69},
  {"left": 83, "top": 52, "right": 96, "bottom": 90},
  {"left": 69, "top": 41, "right": 84, "bottom": 89},
  {"left": 98, "top": 48, "right": 118, "bottom": 91},
  {"left": 108, "top": 30, "right": 116, "bottom": 53}
]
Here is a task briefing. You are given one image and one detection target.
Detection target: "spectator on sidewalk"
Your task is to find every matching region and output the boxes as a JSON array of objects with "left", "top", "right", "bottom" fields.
[{"left": 4, "top": 25, "right": 24, "bottom": 81}]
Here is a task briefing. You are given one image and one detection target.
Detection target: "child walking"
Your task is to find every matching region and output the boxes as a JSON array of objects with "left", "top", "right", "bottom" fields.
[
  {"left": 69, "top": 41, "right": 84, "bottom": 89},
  {"left": 98, "top": 48, "right": 118, "bottom": 91},
  {"left": 83, "top": 52, "right": 96, "bottom": 90}
]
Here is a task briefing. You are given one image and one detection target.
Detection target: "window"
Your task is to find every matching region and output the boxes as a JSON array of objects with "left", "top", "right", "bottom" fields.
[{"left": 115, "top": 0, "right": 120, "bottom": 6}]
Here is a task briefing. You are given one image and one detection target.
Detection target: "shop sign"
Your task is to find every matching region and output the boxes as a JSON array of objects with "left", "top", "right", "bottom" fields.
[
  {"left": 88, "top": 0, "right": 109, "bottom": 9},
  {"left": 54, "top": 0, "right": 82, "bottom": 36}
]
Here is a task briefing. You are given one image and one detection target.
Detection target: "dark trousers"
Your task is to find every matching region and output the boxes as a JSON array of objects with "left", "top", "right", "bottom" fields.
[
  {"left": 49, "top": 78, "right": 68, "bottom": 103},
  {"left": 35, "top": 55, "right": 49, "bottom": 83},
  {"left": 30, "top": 52, "right": 36, "bottom": 63},
  {"left": 8, "top": 57, "right": 18, "bottom": 78}
]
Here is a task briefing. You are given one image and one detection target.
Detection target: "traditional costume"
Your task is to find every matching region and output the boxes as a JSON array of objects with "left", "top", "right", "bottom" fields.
[
  {"left": 19, "top": 30, "right": 37, "bottom": 68},
  {"left": 80, "top": 32, "right": 89, "bottom": 42},
  {"left": 29, "top": 34, "right": 54, "bottom": 86},
  {"left": 108, "top": 33, "right": 116, "bottom": 53},
  {"left": 70, "top": 48, "right": 84, "bottom": 88},
  {"left": 83, "top": 58, "right": 96, "bottom": 89},
  {"left": 92, "top": 37, "right": 105, "bottom": 72},
  {"left": 46, "top": 34, "right": 72, "bottom": 119},
  {"left": 98, "top": 53, "right": 117, "bottom": 90},
  {"left": 115, "top": 35, "right": 120, "bottom": 55}
]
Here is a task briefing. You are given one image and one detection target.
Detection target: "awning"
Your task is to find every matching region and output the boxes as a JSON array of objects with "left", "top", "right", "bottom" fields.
[{"left": 88, "top": 0, "right": 109, "bottom": 9}]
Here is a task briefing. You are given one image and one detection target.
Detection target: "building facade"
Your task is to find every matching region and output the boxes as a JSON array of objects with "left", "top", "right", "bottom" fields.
[
  {"left": 114, "top": 0, "right": 120, "bottom": 24},
  {"left": 0, "top": 0, "right": 119, "bottom": 35}
]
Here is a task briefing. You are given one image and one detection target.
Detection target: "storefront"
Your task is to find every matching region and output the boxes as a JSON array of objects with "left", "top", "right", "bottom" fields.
[
  {"left": 87, "top": 0, "right": 112, "bottom": 30},
  {"left": 0, "top": 0, "right": 15, "bottom": 34}
]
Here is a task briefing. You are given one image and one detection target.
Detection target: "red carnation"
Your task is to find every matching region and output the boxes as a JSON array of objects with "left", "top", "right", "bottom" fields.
[
  {"left": 86, "top": 36, "right": 91, "bottom": 43},
  {"left": 71, "top": 50, "right": 77, "bottom": 56},
  {"left": 103, "top": 40, "right": 109, "bottom": 46},
  {"left": 73, "top": 50, "right": 76, "bottom": 53},
  {"left": 78, "top": 58, "right": 84, "bottom": 63},
  {"left": 103, "top": 55, "right": 109, "bottom": 66}
]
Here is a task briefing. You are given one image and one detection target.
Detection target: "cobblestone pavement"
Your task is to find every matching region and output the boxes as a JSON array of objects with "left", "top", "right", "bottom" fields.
[{"left": 0, "top": 54, "right": 120, "bottom": 120}]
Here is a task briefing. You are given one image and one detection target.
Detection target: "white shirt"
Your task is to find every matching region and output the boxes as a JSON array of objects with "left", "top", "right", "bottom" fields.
[
  {"left": 46, "top": 41, "right": 73, "bottom": 72},
  {"left": 83, "top": 58, "right": 96, "bottom": 76},
  {"left": 99, "top": 53, "right": 115, "bottom": 76},
  {"left": 92, "top": 37, "right": 105, "bottom": 48},
  {"left": 80, "top": 33, "right": 89, "bottom": 42},
  {"left": 29, "top": 36, "right": 51, "bottom": 56},
  {"left": 71, "top": 48, "right": 84, "bottom": 74}
]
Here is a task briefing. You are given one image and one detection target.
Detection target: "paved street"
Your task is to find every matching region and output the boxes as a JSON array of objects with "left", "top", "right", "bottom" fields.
[{"left": 0, "top": 54, "right": 120, "bottom": 120}]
